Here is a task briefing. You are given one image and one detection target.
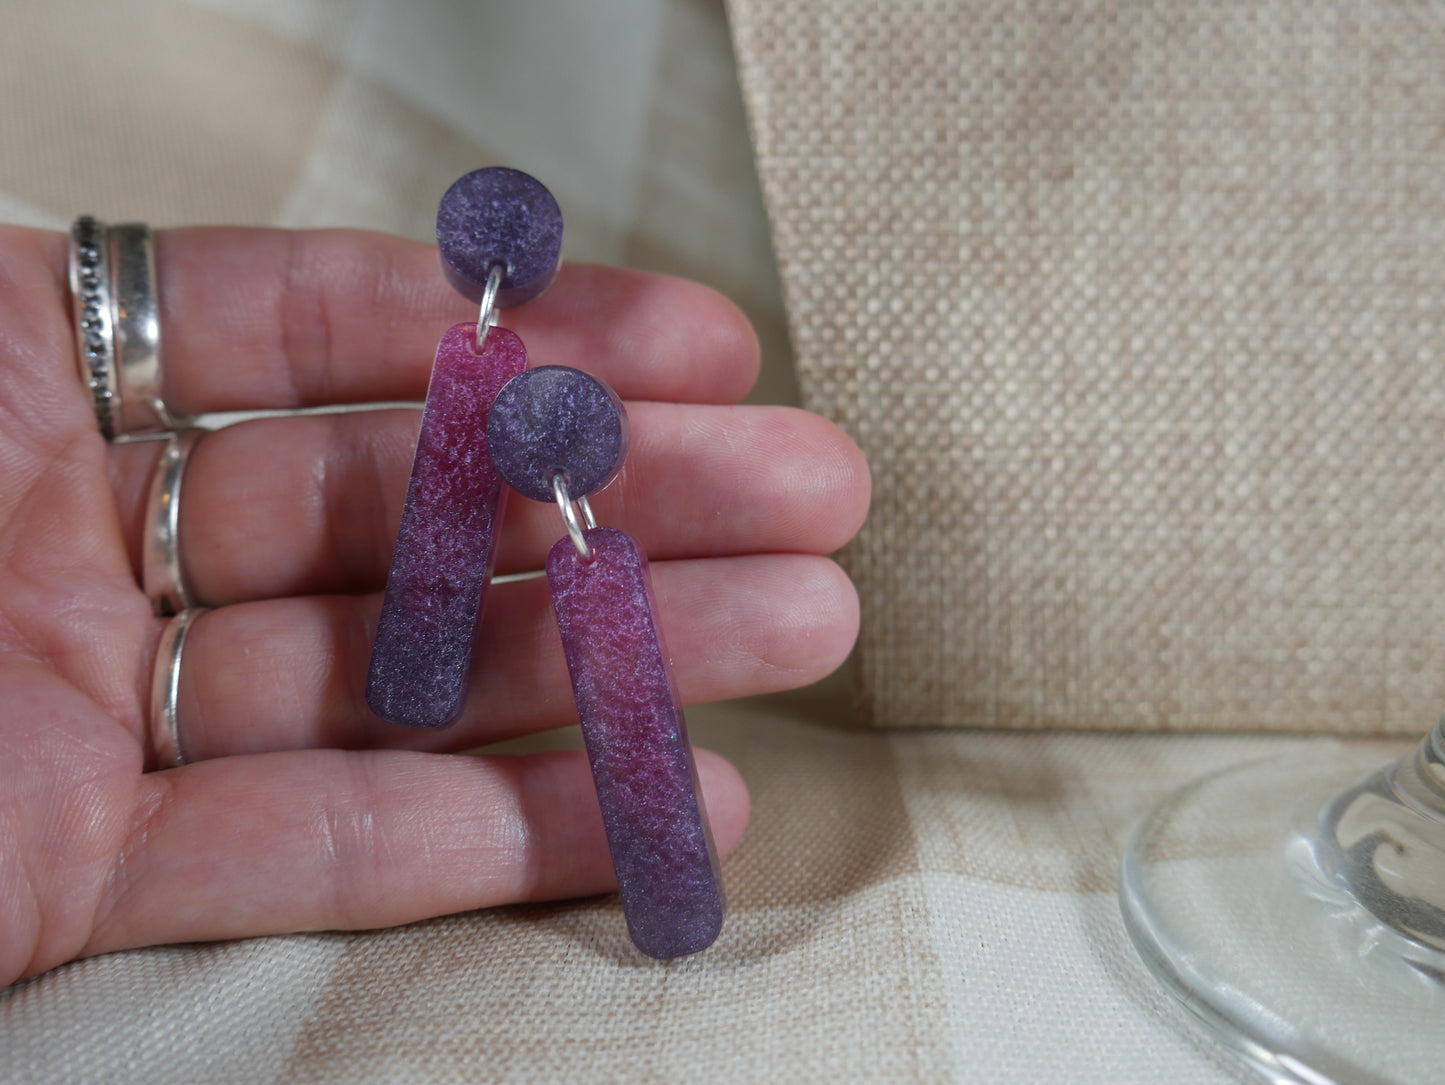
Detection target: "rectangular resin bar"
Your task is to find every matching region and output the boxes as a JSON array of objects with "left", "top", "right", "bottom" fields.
[
  {"left": 547, "top": 527, "right": 726, "bottom": 958},
  {"left": 366, "top": 323, "right": 526, "bottom": 728}
]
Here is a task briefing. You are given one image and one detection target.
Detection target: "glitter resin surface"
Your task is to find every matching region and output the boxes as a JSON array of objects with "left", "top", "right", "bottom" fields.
[
  {"left": 436, "top": 167, "right": 564, "bottom": 308},
  {"left": 366, "top": 324, "right": 527, "bottom": 728},
  {"left": 486, "top": 366, "right": 629, "bottom": 502},
  {"left": 547, "top": 527, "right": 725, "bottom": 958}
]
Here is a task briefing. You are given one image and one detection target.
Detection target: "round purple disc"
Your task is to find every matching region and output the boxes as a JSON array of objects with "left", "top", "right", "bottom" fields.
[
  {"left": 436, "top": 167, "right": 563, "bottom": 308},
  {"left": 486, "top": 367, "right": 629, "bottom": 503}
]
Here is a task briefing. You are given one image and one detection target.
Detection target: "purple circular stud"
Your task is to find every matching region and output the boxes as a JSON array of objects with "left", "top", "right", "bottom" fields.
[
  {"left": 486, "top": 366, "right": 629, "bottom": 503},
  {"left": 436, "top": 167, "right": 563, "bottom": 308}
]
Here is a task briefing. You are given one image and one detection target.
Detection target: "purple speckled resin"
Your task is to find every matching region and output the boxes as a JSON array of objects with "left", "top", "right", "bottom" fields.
[
  {"left": 547, "top": 528, "right": 725, "bottom": 958},
  {"left": 366, "top": 324, "right": 527, "bottom": 728},
  {"left": 486, "top": 366, "right": 629, "bottom": 502},
  {"left": 437, "top": 168, "right": 563, "bottom": 308}
]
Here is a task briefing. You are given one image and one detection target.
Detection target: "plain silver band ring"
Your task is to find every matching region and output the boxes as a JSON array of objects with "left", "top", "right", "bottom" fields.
[
  {"left": 108, "top": 222, "right": 181, "bottom": 435},
  {"left": 143, "top": 428, "right": 204, "bottom": 616},
  {"left": 149, "top": 607, "right": 208, "bottom": 769}
]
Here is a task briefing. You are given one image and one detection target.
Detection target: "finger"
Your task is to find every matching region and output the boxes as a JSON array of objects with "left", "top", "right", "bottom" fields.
[
  {"left": 176, "top": 554, "right": 859, "bottom": 760},
  {"left": 146, "top": 228, "right": 759, "bottom": 413},
  {"left": 77, "top": 747, "right": 747, "bottom": 965},
  {"left": 109, "top": 403, "right": 869, "bottom": 605},
  {"left": 0, "top": 227, "right": 94, "bottom": 448}
]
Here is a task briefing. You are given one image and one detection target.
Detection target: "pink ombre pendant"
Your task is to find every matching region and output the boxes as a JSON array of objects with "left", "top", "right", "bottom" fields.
[
  {"left": 365, "top": 324, "right": 525, "bottom": 728},
  {"left": 548, "top": 527, "right": 725, "bottom": 958},
  {"left": 368, "top": 166, "right": 563, "bottom": 730},
  {"left": 488, "top": 366, "right": 726, "bottom": 958}
]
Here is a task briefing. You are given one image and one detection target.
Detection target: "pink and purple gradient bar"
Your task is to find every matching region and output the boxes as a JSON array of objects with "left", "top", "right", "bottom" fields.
[
  {"left": 547, "top": 527, "right": 726, "bottom": 958},
  {"left": 366, "top": 323, "right": 526, "bottom": 728}
]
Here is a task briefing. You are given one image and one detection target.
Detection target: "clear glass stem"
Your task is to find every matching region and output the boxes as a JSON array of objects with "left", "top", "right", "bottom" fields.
[
  {"left": 1120, "top": 723, "right": 1445, "bottom": 1084},
  {"left": 1305, "top": 718, "right": 1445, "bottom": 960}
]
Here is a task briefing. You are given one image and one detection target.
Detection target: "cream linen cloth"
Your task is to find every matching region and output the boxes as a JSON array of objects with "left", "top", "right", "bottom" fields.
[
  {"left": 0, "top": 1, "right": 1424, "bottom": 1082},
  {"left": 7, "top": 693, "right": 1385, "bottom": 1084},
  {"left": 729, "top": 0, "right": 1445, "bottom": 735}
]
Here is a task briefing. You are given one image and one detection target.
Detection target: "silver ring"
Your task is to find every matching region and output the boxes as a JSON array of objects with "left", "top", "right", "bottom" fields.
[
  {"left": 474, "top": 264, "right": 504, "bottom": 351},
  {"left": 69, "top": 217, "right": 186, "bottom": 438},
  {"left": 148, "top": 607, "right": 208, "bottom": 769},
  {"left": 109, "top": 223, "right": 180, "bottom": 434},
  {"left": 552, "top": 473, "right": 595, "bottom": 561},
  {"left": 143, "top": 428, "right": 204, "bottom": 616},
  {"left": 69, "top": 217, "right": 118, "bottom": 437}
]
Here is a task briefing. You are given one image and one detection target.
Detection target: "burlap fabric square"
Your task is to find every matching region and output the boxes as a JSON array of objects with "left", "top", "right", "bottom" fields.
[{"left": 728, "top": 0, "right": 1445, "bottom": 734}]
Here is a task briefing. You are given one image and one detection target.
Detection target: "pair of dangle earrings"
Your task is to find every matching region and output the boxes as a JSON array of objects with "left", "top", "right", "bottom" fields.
[{"left": 365, "top": 168, "right": 724, "bottom": 960}]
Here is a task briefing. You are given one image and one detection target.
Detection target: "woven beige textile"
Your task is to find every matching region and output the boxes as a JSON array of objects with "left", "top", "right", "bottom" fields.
[
  {"left": 7, "top": 692, "right": 1370, "bottom": 1083},
  {"left": 729, "top": 0, "right": 1445, "bottom": 734}
]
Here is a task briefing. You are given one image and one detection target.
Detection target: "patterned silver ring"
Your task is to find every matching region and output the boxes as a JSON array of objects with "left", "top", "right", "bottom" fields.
[
  {"left": 149, "top": 607, "right": 209, "bottom": 769},
  {"left": 143, "top": 428, "right": 204, "bottom": 616},
  {"left": 68, "top": 217, "right": 186, "bottom": 438},
  {"left": 68, "top": 217, "right": 118, "bottom": 437}
]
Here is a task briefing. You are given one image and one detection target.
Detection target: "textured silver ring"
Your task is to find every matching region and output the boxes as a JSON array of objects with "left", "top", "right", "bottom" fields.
[
  {"left": 69, "top": 217, "right": 185, "bottom": 438},
  {"left": 68, "top": 217, "right": 119, "bottom": 437},
  {"left": 143, "top": 428, "right": 204, "bottom": 616},
  {"left": 149, "top": 607, "right": 208, "bottom": 769}
]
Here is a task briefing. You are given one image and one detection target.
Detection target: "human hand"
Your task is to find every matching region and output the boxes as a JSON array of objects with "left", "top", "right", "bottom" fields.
[{"left": 0, "top": 225, "right": 869, "bottom": 986}]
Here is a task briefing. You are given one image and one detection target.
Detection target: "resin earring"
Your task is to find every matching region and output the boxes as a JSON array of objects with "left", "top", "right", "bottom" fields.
[
  {"left": 487, "top": 366, "right": 727, "bottom": 959},
  {"left": 367, "top": 168, "right": 562, "bottom": 728}
]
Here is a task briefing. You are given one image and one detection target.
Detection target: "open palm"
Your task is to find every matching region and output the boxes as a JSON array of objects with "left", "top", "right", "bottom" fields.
[{"left": 0, "top": 225, "right": 868, "bottom": 987}]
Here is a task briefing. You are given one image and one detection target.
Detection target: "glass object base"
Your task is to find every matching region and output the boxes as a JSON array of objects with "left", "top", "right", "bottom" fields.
[{"left": 1120, "top": 744, "right": 1445, "bottom": 1084}]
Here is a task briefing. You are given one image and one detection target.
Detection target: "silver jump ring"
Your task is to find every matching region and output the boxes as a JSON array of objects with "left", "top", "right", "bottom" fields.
[
  {"left": 474, "top": 264, "right": 505, "bottom": 351},
  {"left": 552, "top": 473, "right": 594, "bottom": 561},
  {"left": 68, "top": 217, "right": 186, "bottom": 439},
  {"left": 149, "top": 607, "right": 209, "bottom": 769},
  {"left": 143, "top": 428, "right": 204, "bottom": 616}
]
